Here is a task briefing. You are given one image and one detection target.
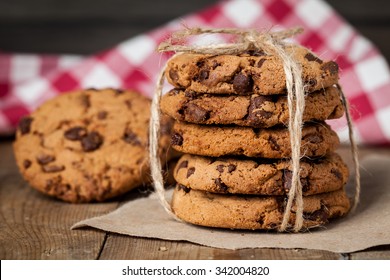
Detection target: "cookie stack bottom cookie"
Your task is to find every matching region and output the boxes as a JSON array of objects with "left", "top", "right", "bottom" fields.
[{"left": 161, "top": 46, "right": 351, "bottom": 231}]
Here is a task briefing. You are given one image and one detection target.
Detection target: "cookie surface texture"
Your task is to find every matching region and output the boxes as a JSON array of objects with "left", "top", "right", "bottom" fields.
[
  {"left": 171, "top": 122, "right": 339, "bottom": 158},
  {"left": 171, "top": 186, "right": 351, "bottom": 230},
  {"left": 166, "top": 45, "right": 339, "bottom": 95},
  {"left": 13, "top": 88, "right": 173, "bottom": 202},
  {"left": 174, "top": 153, "right": 348, "bottom": 196},
  {"left": 161, "top": 85, "right": 344, "bottom": 127}
]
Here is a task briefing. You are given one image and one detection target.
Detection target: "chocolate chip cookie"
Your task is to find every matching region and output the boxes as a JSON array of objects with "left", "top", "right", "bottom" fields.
[
  {"left": 161, "top": 85, "right": 343, "bottom": 127},
  {"left": 166, "top": 45, "right": 339, "bottom": 95},
  {"left": 13, "top": 88, "right": 173, "bottom": 203},
  {"left": 174, "top": 153, "right": 348, "bottom": 196},
  {"left": 171, "top": 185, "right": 351, "bottom": 230},
  {"left": 171, "top": 122, "right": 339, "bottom": 158}
]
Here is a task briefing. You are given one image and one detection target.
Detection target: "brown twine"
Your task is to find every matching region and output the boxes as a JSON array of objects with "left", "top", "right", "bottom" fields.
[{"left": 149, "top": 26, "right": 360, "bottom": 232}]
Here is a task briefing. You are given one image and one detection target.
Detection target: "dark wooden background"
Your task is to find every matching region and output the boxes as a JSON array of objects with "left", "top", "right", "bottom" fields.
[{"left": 0, "top": 0, "right": 389, "bottom": 62}]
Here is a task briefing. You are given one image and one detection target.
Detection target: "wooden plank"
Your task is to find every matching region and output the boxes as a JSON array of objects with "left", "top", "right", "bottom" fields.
[
  {"left": 349, "top": 245, "right": 390, "bottom": 259},
  {"left": 0, "top": 141, "right": 119, "bottom": 259},
  {"left": 99, "top": 235, "right": 342, "bottom": 260}
]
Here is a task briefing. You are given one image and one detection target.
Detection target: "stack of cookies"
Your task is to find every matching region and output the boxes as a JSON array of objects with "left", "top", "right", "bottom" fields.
[{"left": 161, "top": 44, "right": 351, "bottom": 230}]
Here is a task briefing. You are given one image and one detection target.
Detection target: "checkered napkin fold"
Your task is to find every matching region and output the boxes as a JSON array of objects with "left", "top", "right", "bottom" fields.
[{"left": 1, "top": 0, "right": 390, "bottom": 144}]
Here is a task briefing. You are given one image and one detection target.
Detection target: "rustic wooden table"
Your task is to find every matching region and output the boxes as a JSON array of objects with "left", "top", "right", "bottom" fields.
[{"left": 1, "top": 0, "right": 390, "bottom": 260}]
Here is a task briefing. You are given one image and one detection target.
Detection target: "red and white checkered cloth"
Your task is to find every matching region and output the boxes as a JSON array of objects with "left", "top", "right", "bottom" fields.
[{"left": 1, "top": 0, "right": 390, "bottom": 145}]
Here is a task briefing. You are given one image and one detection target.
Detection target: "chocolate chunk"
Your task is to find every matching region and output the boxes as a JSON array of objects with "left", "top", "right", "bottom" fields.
[
  {"left": 18, "top": 117, "right": 33, "bottom": 135},
  {"left": 283, "top": 170, "right": 310, "bottom": 193},
  {"left": 81, "top": 132, "right": 103, "bottom": 152},
  {"left": 97, "top": 111, "right": 108, "bottom": 120},
  {"left": 184, "top": 103, "right": 210, "bottom": 122},
  {"left": 275, "top": 196, "right": 287, "bottom": 213},
  {"left": 257, "top": 58, "right": 266, "bottom": 68},
  {"left": 269, "top": 136, "right": 280, "bottom": 151},
  {"left": 227, "top": 164, "right": 236, "bottom": 173},
  {"left": 125, "top": 100, "right": 132, "bottom": 109},
  {"left": 169, "top": 69, "right": 179, "bottom": 82},
  {"left": 196, "top": 60, "right": 205, "bottom": 68},
  {"left": 233, "top": 73, "right": 253, "bottom": 95},
  {"left": 304, "top": 206, "right": 329, "bottom": 223},
  {"left": 212, "top": 61, "right": 221, "bottom": 69},
  {"left": 37, "top": 154, "right": 55, "bottom": 165},
  {"left": 176, "top": 160, "right": 188, "bottom": 172},
  {"left": 122, "top": 128, "right": 141, "bottom": 146},
  {"left": 114, "top": 89, "right": 125, "bottom": 95},
  {"left": 216, "top": 164, "right": 225, "bottom": 173},
  {"left": 247, "top": 95, "right": 274, "bottom": 126},
  {"left": 214, "top": 178, "right": 228, "bottom": 192},
  {"left": 331, "top": 168, "right": 343, "bottom": 180},
  {"left": 321, "top": 61, "right": 339, "bottom": 75},
  {"left": 64, "top": 126, "right": 87, "bottom": 141},
  {"left": 307, "top": 78, "right": 317, "bottom": 87},
  {"left": 199, "top": 69, "right": 209, "bottom": 81},
  {"left": 42, "top": 165, "right": 65, "bottom": 173},
  {"left": 171, "top": 133, "right": 183, "bottom": 146},
  {"left": 303, "top": 133, "right": 323, "bottom": 144},
  {"left": 23, "top": 159, "right": 32, "bottom": 169},
  {"left": 186, "top": 167, "right": 195, "bottom": 178},
  {"left": 178, "top": 184, "right": 191, "bottom": 193},
  {"left": 304, "top": 53, "right": 323, "bottom": 64},
  {"left": 80, "top": 94, "right": 90, "bottom": 108}
]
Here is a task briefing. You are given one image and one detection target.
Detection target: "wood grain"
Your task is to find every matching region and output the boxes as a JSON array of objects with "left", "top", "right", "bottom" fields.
[{"left": 99, "top": 234, "right": 343, "bottom": 260}]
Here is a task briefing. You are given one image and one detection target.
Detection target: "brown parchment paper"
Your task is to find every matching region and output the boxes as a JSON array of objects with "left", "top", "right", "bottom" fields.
[{"left": 72, "top": 154, "right": 390, "bottom": 253}]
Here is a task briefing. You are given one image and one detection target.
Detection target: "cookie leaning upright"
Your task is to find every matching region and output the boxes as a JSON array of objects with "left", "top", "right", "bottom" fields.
[{"left": 14, "top": 88, "right": 173, "bottom": 203}]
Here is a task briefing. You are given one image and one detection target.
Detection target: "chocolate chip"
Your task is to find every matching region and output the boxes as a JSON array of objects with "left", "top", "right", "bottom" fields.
[
  {"left": 303, "top": 133, "right": 323, "bottom": 144},
  {"left": 81, "top": 132, "right": 103, "bottom": 152},
  {"left": 247, "top": 95, "right": 274, "bottom": 126},
  {"left": 169, "top": 69, "right": 179, "bottom": 82},
  {"left": 176, "top": 160, "right": 188, "bottom": 172},
  {"left": 23, "top": 159, "right": 32, "bottom": 169},
  {"left": 171, "top": 133, "right": 183, "bottom": 146},
  {"left": 304, "top": 53, "right": 323, "bottom": 64},
  {"left": 214, "top": 178, "right": 228, "bottom": 192},
  {"left": 331, "top": 168, "right": 343, "bottom": 180},
  {"left": 64, "top": 126, "right": 87, "bottom": 141},
  {"left": 216, "top": 165, "right": 224, "bottom": 173},
  {"left": 304, "top": 206, "right": 329, "bottom": 223},
  {"left": 233, "top": 73, "right": 253, "bottom": 95},
  {"left": 178, "top": 184, "right": 191, "bottom": 193},
  {"left": 196, "top": 60, "right": 205, "bottom": 68},
  {"left": 42, "top": 165, "right": 65, "bottom": 173},
  {"left": 186, "top": 167, "right": 195, "bottom": 178},
  {"left": 114, "top": 89, "right": 125, "bottom": 95},
  {"left": 18, "top": 117, "right": 33, "bottom": 135},
  {"left": 97, "top": 111, "right": 108, "bottom": 120},
  {"left": 269, "top": 136, "right": 280, "bottom": 151},
  {"left": 122, "top": 128, "right": 141, "bottom": 146},
  {"left": 184, "top": 103, "right": 210, "bottom": 122},
  {"left": 212, "top": 61, "right": 221, "bottom": 69},
  {"left": 80, "top": 94, "right": 90, "bottom": 108},
  {"left": 125, "top": 100, "right": 132, "bottom": 109},
  {"left": 199, "top": 69, "right": 209, "bottom": 81},
  {"left": 37, "top": 154, "right": 55, "bottom": 165},
  {"left": 227, "top": 164, "right": 236, "bottom": 173},
  {"left": 283, "top": 170, "right": 310, "bottom": 193},
  {"left": 307, "top": 78, "right": 317, "bottom": 87},
  {"left": 321, "top": 61, "right": 339, "bottom": 75},
  {"left": 257, "top": 58, "right": 266, "bottom": 68}
]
